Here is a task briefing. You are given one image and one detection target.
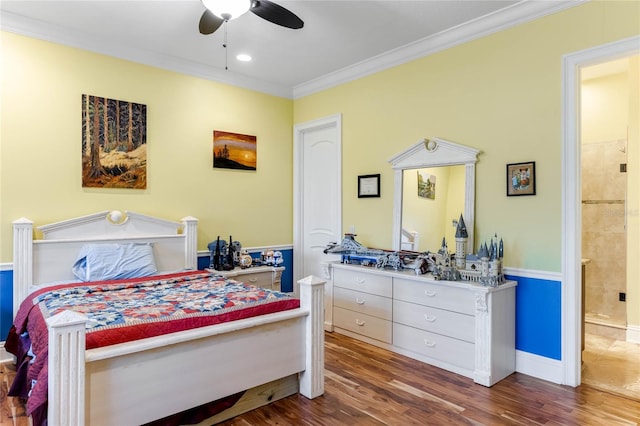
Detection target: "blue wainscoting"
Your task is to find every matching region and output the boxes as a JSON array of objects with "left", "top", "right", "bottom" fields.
[
  {"left": 507, "top": 274, "right": 562, "bottom": 360},
  {"left": 2, "top": 259, "right": 558, "bottom": 365},
  {"left": 0, "top": 269, "right": 14, "bottom": 339}
]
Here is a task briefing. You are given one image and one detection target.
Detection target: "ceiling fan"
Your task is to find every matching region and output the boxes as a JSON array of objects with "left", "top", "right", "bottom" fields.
[{"left": 199, "top": 0, "right": 304, "bottom": 35}]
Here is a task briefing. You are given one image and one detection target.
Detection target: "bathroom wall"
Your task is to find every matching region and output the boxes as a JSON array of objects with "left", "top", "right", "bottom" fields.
[
  {"left": 582, "top": 138, "right": 627, "bottom": 327},
  {"left": 581, "top": 63, "right": 636, "bottom": 336}
]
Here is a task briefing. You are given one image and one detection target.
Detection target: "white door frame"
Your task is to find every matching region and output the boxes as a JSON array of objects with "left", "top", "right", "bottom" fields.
[
  {"left": 561, "top": 35, "right": 639, "bottom": 387},
  {"left": 293, "top": 114, "right": 342, "bottom": 284}
]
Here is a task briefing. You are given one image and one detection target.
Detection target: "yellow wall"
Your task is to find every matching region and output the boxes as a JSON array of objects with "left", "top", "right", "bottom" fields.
[
  {"left": 293, "top": 1, "right": 640, "bottom": 272},
  {"left": 0, "top": 32, "right": 294, "bottom": 261},
  {"left": 1, "top": 1, "right": 639, "bottom": 271},
  {"left": 582, "top": 72, "right": 630, "bottom": 142}
]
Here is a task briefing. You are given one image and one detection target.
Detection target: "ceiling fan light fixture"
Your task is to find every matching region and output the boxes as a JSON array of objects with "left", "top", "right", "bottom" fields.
[{"left": 202, "top": 0, "right": 251, "bottom": 20}]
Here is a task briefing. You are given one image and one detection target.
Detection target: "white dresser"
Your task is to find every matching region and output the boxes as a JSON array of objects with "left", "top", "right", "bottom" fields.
[
  {"left": 209, "top": 266, "right": 285, "bottom": 292},
  {"left": 328, "top": 261, "right": 516, "bottom": 387}
]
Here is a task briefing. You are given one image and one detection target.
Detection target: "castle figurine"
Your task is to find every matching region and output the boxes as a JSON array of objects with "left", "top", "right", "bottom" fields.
[
  {"left": 452, "top": 214, "right": 505, "bottom": 287},
  {"left": 323, "top": 213, "right": 506, "bottom": 286}
]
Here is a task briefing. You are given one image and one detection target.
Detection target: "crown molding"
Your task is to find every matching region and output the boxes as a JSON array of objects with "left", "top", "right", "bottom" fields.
[
  {"left": 1, "top": 1, "right": 584, "bottom": 100},
  {"left": 0, "top": 10, "right": 293, "bottom": 99},
  {"left": 292, "top": 0, "right": 584, "bottom": 99}
]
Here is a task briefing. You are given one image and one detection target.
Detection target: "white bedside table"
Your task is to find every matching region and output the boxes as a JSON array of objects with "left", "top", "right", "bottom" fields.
[{"left": 209, "top": 265, "right": 285, "bottom": 292}]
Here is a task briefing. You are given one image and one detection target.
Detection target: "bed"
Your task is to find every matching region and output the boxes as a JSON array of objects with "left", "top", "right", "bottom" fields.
[{"left": 6, "top": 210, "right": 325, "bottom": 425}]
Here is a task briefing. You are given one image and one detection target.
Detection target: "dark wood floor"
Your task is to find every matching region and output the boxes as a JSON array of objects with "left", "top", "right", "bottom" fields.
[{"left": 2, "top": 332, "right": 640, "bottom": 425}]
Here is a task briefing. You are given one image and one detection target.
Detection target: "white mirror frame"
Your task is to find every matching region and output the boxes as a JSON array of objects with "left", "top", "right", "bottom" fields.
[{"left": 389, "top": 137, "right": 480, "bottom": 253}]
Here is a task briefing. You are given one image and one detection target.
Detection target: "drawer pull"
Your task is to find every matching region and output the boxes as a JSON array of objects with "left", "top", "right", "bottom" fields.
[
  {"left": 424, "top": 290, "right": 436, "bottom": 297},
  {"left": 356, "top": 298, "right": 366, "bottom": 305},
  {"left": 423, "top": 339, "right": 436, "bottom": 348},
  {"left": 355, "top": 319, "right": 365, "bottom": 326},
  {"left": 248, "top": 277, "right": 258, "bottom": 283},
  {"left": 423, "top": 315, "right": 436, "bottom": 322}
]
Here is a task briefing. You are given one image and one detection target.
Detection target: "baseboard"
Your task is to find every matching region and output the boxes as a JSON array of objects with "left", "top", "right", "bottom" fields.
[
  {"left": 515, "top": 349, "right": 563, "bottom": 384},
  {"left": 507, "top": 268, "right": 564, "bottom": 385},
  {"left": 627, "top": 324, "right": 640, "bottom": 344},
  {"left": 0, "top": 342, "right": 14, "bottom": 363}
]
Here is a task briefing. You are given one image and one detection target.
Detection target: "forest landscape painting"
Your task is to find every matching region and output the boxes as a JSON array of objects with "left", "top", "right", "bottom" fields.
[
  {"left": 82, "top": 94, "right": 147, "bottom": 188},
  {"left": 213, "top": 130, "right": 257, "bottom": 171},
  {"left": 417, "top": 170, "right": 436, "bottom": 200}
]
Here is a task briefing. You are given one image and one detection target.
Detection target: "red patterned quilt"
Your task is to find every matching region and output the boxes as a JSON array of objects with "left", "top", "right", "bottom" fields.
[{"left": 5, "top": 270, "right": 300, "bottom": 422}]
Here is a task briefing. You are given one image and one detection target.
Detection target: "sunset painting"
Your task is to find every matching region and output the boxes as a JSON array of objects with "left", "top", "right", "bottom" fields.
[{"left": 213, "top": 131, "right": 257, "bottom": 171}]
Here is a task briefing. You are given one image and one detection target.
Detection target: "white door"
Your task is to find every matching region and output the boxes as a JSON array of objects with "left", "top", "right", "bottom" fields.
[{"left": 293, "top": 114, "right": 342, "bottom": 328}]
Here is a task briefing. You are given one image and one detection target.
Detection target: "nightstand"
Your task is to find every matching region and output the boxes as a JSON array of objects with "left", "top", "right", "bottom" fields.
[{"left": 208, "top": 265, "right": 285, "bottom": 292}]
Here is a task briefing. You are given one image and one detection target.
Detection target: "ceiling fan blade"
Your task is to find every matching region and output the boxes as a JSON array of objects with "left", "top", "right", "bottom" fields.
[
  {"left": 250, "top": 0, "right": 304, "bottom": 30},
  {"left": 199, "top": 9, "right": 224, "bottom": 35}
]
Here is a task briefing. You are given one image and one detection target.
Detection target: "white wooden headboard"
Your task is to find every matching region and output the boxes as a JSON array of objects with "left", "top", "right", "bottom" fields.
[{"left": 13, "top": 210, "right": 198, "bottom": 318}]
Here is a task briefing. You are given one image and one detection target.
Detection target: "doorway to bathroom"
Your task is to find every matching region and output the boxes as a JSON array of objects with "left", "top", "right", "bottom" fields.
[{"left": 580, "top": 55, "right": 640, "bottom": 400}]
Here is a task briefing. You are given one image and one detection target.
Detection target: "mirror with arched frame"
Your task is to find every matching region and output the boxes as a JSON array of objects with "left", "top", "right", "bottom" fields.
[{"left": 389, "top": 138, "right": 480, "bottom": 253}]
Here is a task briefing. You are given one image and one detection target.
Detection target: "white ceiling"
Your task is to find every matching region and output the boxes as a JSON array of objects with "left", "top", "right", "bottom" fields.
[{"left": 0, "top": 0, "right": 581, "bottom": 98}]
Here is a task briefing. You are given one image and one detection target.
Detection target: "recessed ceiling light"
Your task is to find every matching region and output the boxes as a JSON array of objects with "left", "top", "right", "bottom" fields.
[{"left": 236, "top": 54, "right": 252, "bottom": 62}]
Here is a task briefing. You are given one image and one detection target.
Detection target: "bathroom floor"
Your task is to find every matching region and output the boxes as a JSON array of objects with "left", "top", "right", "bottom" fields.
[{"left": 582, "top": 332, "right": 640, "bottom": 400}]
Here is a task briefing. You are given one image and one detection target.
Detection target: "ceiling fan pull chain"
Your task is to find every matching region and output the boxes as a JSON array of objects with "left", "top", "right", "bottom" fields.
[{"left": 223, "top": 20, "right": 228, "bottom": 70}]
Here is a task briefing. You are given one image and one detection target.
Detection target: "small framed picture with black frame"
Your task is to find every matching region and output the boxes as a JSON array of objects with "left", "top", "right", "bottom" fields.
[
  {"left": 358, "top": 174, "right": 380, "bottom": 198},
  {"left": 507, "top": 161, "right": 536, "bottom": 196}
]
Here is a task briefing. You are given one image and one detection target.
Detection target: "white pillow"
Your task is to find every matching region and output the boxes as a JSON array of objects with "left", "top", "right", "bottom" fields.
[{"left": 72, "top": 243, "right": 158, "bottom": 282}]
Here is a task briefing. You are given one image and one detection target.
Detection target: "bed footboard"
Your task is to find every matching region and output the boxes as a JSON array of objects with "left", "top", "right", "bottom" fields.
[{"left": 46, "top": 275, "right": 325, "bottom": 425}]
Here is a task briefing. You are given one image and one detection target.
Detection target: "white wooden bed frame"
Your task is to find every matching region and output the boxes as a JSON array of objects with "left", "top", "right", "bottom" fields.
[{"left": 12, "top": 210, "right": 325, "bottom": 425}]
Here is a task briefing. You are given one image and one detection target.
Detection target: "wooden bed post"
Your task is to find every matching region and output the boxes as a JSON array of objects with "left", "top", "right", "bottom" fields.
[
  {"left": 181, "top": 216, "right": 198, "bottom": 270},
  {"left": 298, "top": 275, "right": 325, "bottom": 399},
  {"left": 12, "top": 218, "right": 33, "bottom": 319},
  {"left": 46, "top": 310, "right": 89, "bottom": 426}
]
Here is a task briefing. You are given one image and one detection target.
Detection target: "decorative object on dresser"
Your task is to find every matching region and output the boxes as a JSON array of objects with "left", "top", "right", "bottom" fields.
[
  {"left": 324, "top": 233, "right": 387, "bottom": 267},
  {"left": 239, "top": 249, "right": 253, "bottom": 268},
  {"left": 324, "top": 214, "right": 505, "bottom": 287},
  {"left": 261, "top": 248, "right": 284, "bottom": 266},
  {"left": 326, "top": 261, "right": 516, "bottom": 387},
  {"left": 207, "top": 235, "right": 284, "bottom": 272},
  {"left": 426, "top": 214, "right": 505, "bottom": 286},
  {"left": 208, "top": 236, "right": 243, "bottom": 270},
  {"left": 8, "top": 210, "right": 324, "bottom": 425}
]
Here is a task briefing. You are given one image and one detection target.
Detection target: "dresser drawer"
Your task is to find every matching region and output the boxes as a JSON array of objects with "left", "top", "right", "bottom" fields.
[
  {"left": 333, "top": 268, "right": 392, "bottom": 297},
  {"left": 241, "top": 271, "right": 274, "bottom": 290},
  {"left": 393, "top": 300, "right": 474, "bottom": 343},
  {"left": 393, "top": 323, "right": 474, "bottom": 370},
  {"left": 393, "top": 278, "right": 475, "bottom": 315},
  {"left": 334, "top": 287, "right": 392, "bottom": 320},
  {"left": 334, "top": 307, "right": 392, "bottom": 343}
]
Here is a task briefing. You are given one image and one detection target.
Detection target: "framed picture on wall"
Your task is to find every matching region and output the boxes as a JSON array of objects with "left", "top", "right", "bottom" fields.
[
  {"left": 213, "top": 130, "right": 257, "bottom": 171},
  {"left": 417, "top": 170, "right": 436, "bottom": 199},
  {"left": 358, "top": 174, "right": 380, "bottom": 198},
  {"left": 507, "top": 161, "right": 536, "bottom": 196},
  {"left": 81, "top": 94, "right": 147, "bottom": 189}
]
